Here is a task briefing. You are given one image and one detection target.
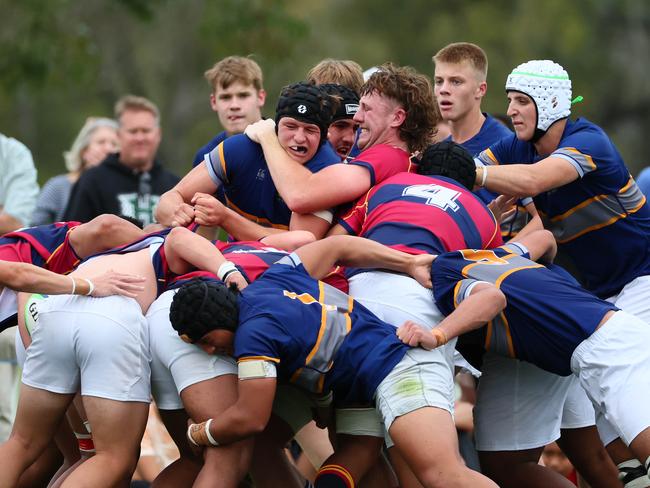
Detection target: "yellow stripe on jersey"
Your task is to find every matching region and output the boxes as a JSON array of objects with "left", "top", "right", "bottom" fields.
[
  {"left": 494, "top": 264, "right": 543, "bottom": 288},
  {"left": 238, "top": 356, "right": 281, "bottom": 364},
  {"left": 500, "top": 311, "right": 516, "bottom": 358},
  {"left": 305, "top": 282, "right": 327, "bottom": 365},
  {"left": 453, "top": 280, "right": 464, "bottom": 310},
  {"left": 563, "top": 147, "right": 596, "bottom": 171},
  {"left": 218, "top": 143, "right": 228, "bottom": 184},
  {"left": 224, "top": 196, "right": 289, "bottom": 230},
  {"left": 484, "top": 148, "right": 499, "bottom": 165}
]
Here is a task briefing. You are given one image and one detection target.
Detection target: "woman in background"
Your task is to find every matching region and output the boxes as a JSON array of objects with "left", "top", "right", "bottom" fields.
[{"left": 31, "top": 118, "right": 119, "bottom": 225}]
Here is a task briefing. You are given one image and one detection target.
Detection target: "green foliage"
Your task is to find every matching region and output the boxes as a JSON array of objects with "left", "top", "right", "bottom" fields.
[{"left": 0, "top": 0, "right": 648, "bottom": 183}]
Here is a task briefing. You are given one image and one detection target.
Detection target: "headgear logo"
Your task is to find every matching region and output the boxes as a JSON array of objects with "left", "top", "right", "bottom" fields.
[
  {"left": 551, "top": 96, "right": 558, "bottom": 109},
  {"left": 297, "top": 104, "right": 307, "bottom": 114},
  {"left": 345, "top": 104, "right": 359, "bottom": 115}
]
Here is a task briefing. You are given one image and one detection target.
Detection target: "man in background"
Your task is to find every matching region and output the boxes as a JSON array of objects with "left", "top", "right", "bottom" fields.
[{"left": 64, "top": 95, "right": 179, "bottom": 226}]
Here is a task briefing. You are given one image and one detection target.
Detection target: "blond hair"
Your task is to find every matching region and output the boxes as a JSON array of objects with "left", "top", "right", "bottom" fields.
[
  {"left": 307, "top": 59, "right": 364, "bottom": 94},
  {"left": 63, "top": 117, "right": 118, "bottom": 172},
  {"left": 204, "top": 56, "right": 263, "bottom": 92},
  {"left": 114, "top": 95, "right": 160, "bottom": 125},
  {"left": 433, "top": 42, "right": 488, "bottom": 81}
]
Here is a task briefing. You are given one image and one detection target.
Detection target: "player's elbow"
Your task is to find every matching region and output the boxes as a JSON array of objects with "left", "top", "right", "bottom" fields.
[
  {"left": 13, "top": 264, "right": 36, "bottom": 291},
  {"left": 284, "top": 191, "right": 315, "bottom": 214}
]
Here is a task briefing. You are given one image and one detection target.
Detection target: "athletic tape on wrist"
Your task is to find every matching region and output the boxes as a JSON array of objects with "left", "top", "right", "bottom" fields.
[
  {"left": 69, "top": 276, "right": 76, "bottom": 295},
  {"left": 83, "top": 278, "right": 95, "bottom": 296},
  {"left": 204, "top": 418, "right": 219, "bottom": 446},
  {"left": 431, "top": 327, "right": 448, "bottom": 347},
  {"left": 217, "top": 261, "right": 238, "bottom": 282},
  {"left": 480, "top": 166, "right": 488, "bottom": 187}
]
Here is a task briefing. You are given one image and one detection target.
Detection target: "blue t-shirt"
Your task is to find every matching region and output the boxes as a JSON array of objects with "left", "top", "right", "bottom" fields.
[
  {"left": 204, "top": 135, "right": 339, "bottom": 229},
  {"left": 477, "top": 118, "right": 650, "bottom": 298},
  {"left": 432, "top": 244, "right": 617, "bottom": 376},
  {"left": 234, "top": 254, "right": 410, "bottom": 406}
]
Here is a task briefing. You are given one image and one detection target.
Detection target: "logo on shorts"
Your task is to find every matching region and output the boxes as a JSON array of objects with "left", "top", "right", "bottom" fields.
[{"left": 297, "top": 104, "right": 307, "bottom": 114}]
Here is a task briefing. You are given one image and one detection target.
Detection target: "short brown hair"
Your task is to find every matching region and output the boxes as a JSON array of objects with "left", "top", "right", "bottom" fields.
[
  {"left": 114, "top": 95, "right": 160, "bottom": 125},
  {"left": 307, "top": 59, "right": 364, "bottom": 94},
  {"left": 361, "top": 63, "right": 440, "bottom": 153},
  {"left": 204, "top": 56, "right": 263, "bottom": 92},
  {"left": 433, "top": 42, "right": 488, "bottom": 80}
]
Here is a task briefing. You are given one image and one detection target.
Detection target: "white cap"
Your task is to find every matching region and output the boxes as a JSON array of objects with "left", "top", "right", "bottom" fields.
[{"left": 505, "top": 60, "right": 572, "bottom": 132}]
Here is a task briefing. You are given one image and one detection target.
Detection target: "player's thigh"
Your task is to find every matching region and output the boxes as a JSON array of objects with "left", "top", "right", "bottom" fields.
[{"left": 82, "top": 396, "right": 149, "bottom": 456}]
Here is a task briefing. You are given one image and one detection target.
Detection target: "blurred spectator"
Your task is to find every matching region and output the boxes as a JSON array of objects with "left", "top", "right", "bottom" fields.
[
  {"left": 63, "top": 95, "right": 179, "bottom": 226},
  {"left": 31, "top": 118, "right": 119, "bottom": 225},
  {"left": 0, "top": 133, "right": 38, "bottom": 441},
  {"left": 0, "top": 133, "right": 38, "bottom": 233}
]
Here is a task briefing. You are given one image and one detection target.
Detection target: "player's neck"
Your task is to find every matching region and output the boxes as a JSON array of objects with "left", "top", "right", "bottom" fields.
[
  {"left": 533, "top": 119, "right": 567, "bottom": 156},
  {"left": 449, "top": 110, "right": 485, "bottom": 144}
]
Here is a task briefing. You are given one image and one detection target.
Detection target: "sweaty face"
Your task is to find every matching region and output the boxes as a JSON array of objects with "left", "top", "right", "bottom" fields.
[
  {"left": 507, "top": 91, "right": 537, "bottom": 141},
  {"left": 196, "top": 329, "right": 235, "bottom": 356},
  {"left": 81, "top": 126, "right": 119, "bottom": 168},
  {"left": 327, "top": 119, "right": 357, "bottom": 159},
  {"left": 118, "top": 110, "right": 161, "bottom": 170},
  {"left": 353, "top": 92, "right": 401, "bottom": 150},
  {"left": 277, "top": 117, "right": 321, "bottom": 165},
  {"left": 434, "top": 61, "right": 486, "bottom": 123},
  {"left": 211, "top": 82, "right": 265, "bottom": 136}
]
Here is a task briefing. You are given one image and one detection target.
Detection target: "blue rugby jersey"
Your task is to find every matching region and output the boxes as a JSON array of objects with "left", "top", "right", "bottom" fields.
[
  {"left": 204, "top": 135, "right": 339, "bottom": 229},
  {"left": 234, "top": 254, "right": 410, "bottom": 406},
  {"left": 477, "top": 118, "right": 650, "bottom": 298},
  {"left": 432, "top": 244, "right": 617, "bottom": 375},
  {"left": 452, "top": 114, "right": 529, "bottom": 239}
]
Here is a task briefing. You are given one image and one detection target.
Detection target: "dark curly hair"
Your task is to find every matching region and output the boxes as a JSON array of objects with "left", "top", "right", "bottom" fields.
[
  {"left": 169, "top": 279, "right": 240, "bottom": 343},
  {"left": 417, "top": 141, "right": 477, "bottom": 190},
  {"left": 361, "top": 63, "right": 440, "bottom": 153}
]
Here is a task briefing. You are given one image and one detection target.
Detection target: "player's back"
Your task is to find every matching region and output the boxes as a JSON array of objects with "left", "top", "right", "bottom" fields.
[{"left": 341, "top": 172, "right": 501, "bottom": 256}]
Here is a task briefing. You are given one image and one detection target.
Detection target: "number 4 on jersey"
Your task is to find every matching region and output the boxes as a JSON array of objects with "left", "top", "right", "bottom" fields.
[{"left": 402, "top": 184, "right": 461, "bottom": 211}]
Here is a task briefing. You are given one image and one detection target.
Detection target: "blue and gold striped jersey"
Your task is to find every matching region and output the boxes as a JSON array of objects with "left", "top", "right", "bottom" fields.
[
  {"left": 432, "top": 244, "right": 617, "bottom": 375},
  {"left": 204, "top": 134, "right": 339, "bottom": 230},
  {"left": 234, "top": 253, "right": 410, "bottom": 406},
  {"left": 477, "top": 118, "right": 650, "bottom": 298}
]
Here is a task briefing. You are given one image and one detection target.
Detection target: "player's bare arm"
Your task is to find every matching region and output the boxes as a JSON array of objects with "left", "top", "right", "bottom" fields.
[
  {"left": 0, "top": 260, "right": 145, "bottom": 298},
  {"left": 156, "top": 163, "right": 218, "bottom": 227},
  {"left": 295, "top": 234, "right": 434, "bottom": 288},
  {"left": 397, "top": 282, "right": 505, "bottom": 349},
  {"left": 247, "top": 120, "right": 370, "bottom": 213},
  {"left": 187, "top": 377, "right": 276, "bottom": 446},
  {"left": 163, "top": 226, "right": 247, "bottom": 290},
  {"left": 69, "top": 214, "right": 146, "bottom": 259},
  {"left": 477, "top": 156, "right": 579, "bottom": 198}
]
